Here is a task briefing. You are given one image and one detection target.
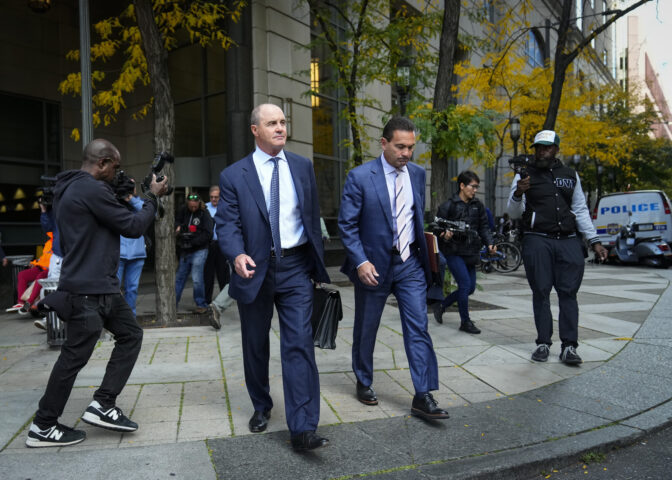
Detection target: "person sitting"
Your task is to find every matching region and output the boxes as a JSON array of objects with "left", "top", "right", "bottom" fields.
[{"left": 11, "top": 233, "right": 53, "bottom": 316}]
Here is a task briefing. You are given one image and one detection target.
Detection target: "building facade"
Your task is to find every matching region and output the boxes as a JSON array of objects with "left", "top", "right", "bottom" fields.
[{"left": 0, "top": 0, "right": 620, "bottom": 257}]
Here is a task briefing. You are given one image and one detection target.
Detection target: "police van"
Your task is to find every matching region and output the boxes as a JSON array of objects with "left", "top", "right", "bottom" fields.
[{"left": 592, "top": 190, "right": 672, "bottom": 246}]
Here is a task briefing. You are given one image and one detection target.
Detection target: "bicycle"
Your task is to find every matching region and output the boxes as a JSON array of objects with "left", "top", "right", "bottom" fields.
[{"left": 479, "top": 240, "right": 522, "bottom": 273}]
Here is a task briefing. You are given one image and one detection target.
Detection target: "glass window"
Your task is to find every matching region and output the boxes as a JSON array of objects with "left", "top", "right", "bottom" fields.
[
  {"left": 169, "top": 45, "right": 227, "bottom": 160},
  {"left": 205, "top": 94, "right": 226, "bottom": 156},
  {"left": 576, "top": 0, "right": 583, "bottom": 31},
  {"left": 311, "top": 5, "right": 349, "bottom": 231},
  {"left": 0, "top": 94, "right": 45, "bottom": 160},
  {"left": 525, "top": 30, "right": 545, "bottom": 68},
  {"left": 174, "top": 101, "right": 202, "bottom": 157},
  {"left": 0, "top": 93, "right": 61, "bottom": 233},
  {"left": 169, "top": 44, "right": 203, "bottom": 104}
]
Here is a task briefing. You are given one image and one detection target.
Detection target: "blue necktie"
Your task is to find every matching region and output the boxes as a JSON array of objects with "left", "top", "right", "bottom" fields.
[{"left": 269, "top": 157, "right": 281, "bottom": 258}]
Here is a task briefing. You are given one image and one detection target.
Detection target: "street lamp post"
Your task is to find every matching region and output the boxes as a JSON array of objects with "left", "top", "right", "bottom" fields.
[
  {"left": 509, "top": 118, "right": 520, "bottom": 157},
  {"left": 79, "top": 0, "right": 94, "bottom": 146},
  {"left": 396, "top": 58, "right": 412, "bottom": 116},
  {"left": 597, "top": 164, "right": 604, "bottom": 199}
]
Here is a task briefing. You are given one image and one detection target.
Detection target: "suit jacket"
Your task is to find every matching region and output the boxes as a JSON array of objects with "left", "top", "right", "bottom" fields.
[
  {"left": 338, "top": 156, "right": 431, "bottom": 288},
  {"left": 215, "top": 151, "right": 330, "bottom": 304}
]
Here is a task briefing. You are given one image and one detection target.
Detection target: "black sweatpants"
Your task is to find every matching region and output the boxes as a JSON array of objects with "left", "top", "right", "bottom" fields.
[
  {"left": 34, "top": 293, "right": 143, "bottom": 428},
  {"left": 521, "top": 234, "right": 585, "bottom": 348}
]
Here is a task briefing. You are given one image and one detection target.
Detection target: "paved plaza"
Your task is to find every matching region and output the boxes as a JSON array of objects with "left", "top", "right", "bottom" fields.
[{"left": 1, "top": 264, "right": 671, "bottom": 479}]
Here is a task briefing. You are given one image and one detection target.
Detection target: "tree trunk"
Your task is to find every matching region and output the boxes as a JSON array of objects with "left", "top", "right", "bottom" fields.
[
  {"left": 134, "top": 0, "right": 176, "bottom": 325},
  {"left": 543, "top": 0, "right": 651, "bottom": 130},
  {"left": 429, "top": 0, "right": 461, "bottom": 215},
  {"left": 543, "top": 0, "right": 572, "bottom": 131}
]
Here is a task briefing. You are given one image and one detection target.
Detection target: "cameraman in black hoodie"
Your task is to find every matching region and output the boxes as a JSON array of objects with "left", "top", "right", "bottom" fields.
[{"left": 26, "top": 139, "right": 168, "bottom": 448}]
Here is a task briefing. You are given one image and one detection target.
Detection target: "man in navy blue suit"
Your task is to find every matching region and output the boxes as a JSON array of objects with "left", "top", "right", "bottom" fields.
[
  {"left": 338, "top": 117, "right": 449, "bottom": 420},
  {"left": 215, "top": 103, "right": 331, "bottom": 451}
]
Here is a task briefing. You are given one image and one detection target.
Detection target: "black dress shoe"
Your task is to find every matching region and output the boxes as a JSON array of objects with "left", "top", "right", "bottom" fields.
[
  {"left": 432, "top": 303, "right": 444, "bottom": 324},
  {"left": 459, "top": 320, "right": 481, "bottom": 334},
  {"left": 291, "top": 431, "right": 329, "bottom": 451},
  {"left": 356, "top": 380, "right": 378, "bottom": 405},
  {"left": 411, "top": 392, "right": 450, "bottom": 420},
  {"left": 248, "top": 410, "right": 271, "bottom": 433}
]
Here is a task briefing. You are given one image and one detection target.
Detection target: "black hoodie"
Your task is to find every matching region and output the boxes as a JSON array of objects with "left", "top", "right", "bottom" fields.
[{"left": 53, "top": 169, "right": 157, "bottom": 294}]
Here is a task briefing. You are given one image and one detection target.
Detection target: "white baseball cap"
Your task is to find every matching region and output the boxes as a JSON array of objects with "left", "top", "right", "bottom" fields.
[{"left": 531, "top": 130, "right": 560, "bottom": 147}]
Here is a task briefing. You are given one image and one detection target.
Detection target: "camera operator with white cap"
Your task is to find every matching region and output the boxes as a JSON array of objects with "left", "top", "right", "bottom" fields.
[{"left": 507, "top": 130, "right": 608, "bottom": 365}]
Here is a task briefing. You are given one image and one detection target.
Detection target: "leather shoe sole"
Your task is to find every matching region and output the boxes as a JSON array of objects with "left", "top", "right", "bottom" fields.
[{"left": 411, "top": 407, "right": 450, "bottom": 420}]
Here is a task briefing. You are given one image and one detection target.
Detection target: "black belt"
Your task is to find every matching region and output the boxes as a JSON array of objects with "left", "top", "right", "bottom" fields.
[
  {"left": 525, "top": 232, "right": 577, "bottom": 240},
  {"left": 270, "top": 243, "right": 309, "bottom": 258},
  {"left": 391, "top": 241, "right": 419, "bottom": 255}
]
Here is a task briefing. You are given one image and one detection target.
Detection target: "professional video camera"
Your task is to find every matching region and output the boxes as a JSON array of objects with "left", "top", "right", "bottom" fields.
[
  {"left": 141, "top": 152, "right": 174, "bottom": 217},
  {"left": 111, "top": 170, "right": 136, "bottom": 202},
  {"left": 431, "top": 216, "right": 480, "bottom": 245},
  {"left": 433, "top": 217, "right": 470, "bottom": 235},
  {"left": 141, "top": 152, "right": 174, "bottom": 196},
  {"left": 36, "top": 175, "right": 58, "bottom": 207},
  {"left": 508, "top": 154, "right": 533, "bottom": 179},
  {"left": 37, "top": 175, "right": 56, "bottom": 207},
  {"left": 177, "top": 231, "right": 195, "bottom": 250}
]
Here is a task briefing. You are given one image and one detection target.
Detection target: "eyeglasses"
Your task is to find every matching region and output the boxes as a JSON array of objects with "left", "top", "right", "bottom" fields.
[
  {"left": 187, "top": 194, "right": 199, "bottom": 200},
  {"left": 467, "top": 184, "right": 480, "bottom": 189}
]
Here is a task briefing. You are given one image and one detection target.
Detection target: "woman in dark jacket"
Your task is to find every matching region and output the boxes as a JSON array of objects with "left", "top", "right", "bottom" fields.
[{"left": 433, "top": 171, "right": 496, "bottom": 334}]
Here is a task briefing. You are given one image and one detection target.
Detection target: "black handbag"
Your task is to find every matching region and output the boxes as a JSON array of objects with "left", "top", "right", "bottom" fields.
[{"left": 311, "top": 285, "right": 343, "bottom": 349}]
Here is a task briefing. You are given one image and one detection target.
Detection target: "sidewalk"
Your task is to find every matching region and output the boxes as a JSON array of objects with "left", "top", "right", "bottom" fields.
[{"left": 1, "top": 264, "right": 671, "bottom": 479}]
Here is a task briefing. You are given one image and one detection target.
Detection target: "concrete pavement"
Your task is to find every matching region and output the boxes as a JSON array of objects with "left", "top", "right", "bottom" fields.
[{"left": 1, "top": 263, "right": 671, "bottom": 479}]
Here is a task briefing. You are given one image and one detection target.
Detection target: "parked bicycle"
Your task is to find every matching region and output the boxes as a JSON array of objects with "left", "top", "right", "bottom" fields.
[{"left": 479, "top": 239, "right": 522, "bottom": 273}]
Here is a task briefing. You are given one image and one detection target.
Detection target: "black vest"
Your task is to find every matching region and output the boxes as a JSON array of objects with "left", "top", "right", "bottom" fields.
[{"left": 522, "top": 160, "right": 578, "bottom": 235}]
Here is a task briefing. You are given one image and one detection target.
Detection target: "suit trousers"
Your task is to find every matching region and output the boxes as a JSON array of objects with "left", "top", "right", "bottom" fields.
[
  {"left": 522, "top": 234, "right": 585, "bottom": 348},
  {"left": 352, "top": 251, "right": 439, "bottom": 394},
  {"left": 34, "top": 293, "right": 143, "bottom": 428},
  {"left": 237, "top": 252, "right": 320, "bottom": 436},
  {"left": 204, "top": 241, "right": 230, "bottom": 304}
]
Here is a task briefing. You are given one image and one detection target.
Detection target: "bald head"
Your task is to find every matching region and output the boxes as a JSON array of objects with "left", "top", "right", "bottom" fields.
[
  {"left": 250, "top": 104, "right": 287, "bottom": 156},
  {"left": 250, "top": 103, "right": 283, "bottom": 126},
  {"left": 81, "top": 138, "right": 121, "bottom": 182},
  {"left": 83, "top": 139, "right": 120, "bottom": 165}
]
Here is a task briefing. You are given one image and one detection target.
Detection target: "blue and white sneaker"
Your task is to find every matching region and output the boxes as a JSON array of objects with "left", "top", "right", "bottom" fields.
[
  {"left": 25, "top": 422, "right": 86, "bottom": 448},
  {"left": 81, "top": 400, "right": 138, "bottom": 432}
]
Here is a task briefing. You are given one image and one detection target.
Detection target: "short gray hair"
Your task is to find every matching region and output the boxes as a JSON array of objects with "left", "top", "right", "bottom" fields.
[{"left": 250, "top": 103, "right": 282, "bottom": 126}]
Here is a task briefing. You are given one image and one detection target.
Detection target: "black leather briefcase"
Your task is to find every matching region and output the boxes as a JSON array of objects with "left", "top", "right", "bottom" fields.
[{"left": 311, "top": 286, "right": 343, "bottom": 349}]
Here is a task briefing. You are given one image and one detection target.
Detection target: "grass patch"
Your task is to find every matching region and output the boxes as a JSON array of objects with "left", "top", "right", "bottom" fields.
[{"left": 580, "top": 451, "right": 607, "bottom": 464}]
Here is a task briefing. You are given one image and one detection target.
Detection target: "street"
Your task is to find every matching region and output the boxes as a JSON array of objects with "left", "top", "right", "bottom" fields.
[{"left": 527, "top": 424, "right": 672, "bottom": 479}]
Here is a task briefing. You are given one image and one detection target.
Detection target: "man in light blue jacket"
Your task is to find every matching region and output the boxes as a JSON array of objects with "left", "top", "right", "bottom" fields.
[{"left": 118, "top": 193, "right": 147, "bottom": 315}]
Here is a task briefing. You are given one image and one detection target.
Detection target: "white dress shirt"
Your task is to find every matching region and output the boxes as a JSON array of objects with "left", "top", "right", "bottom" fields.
[
  {"left": 252, "top": 147, "right": 307, "bottom": 249},
  {"left": 381, "top": 154, "right": 415, "bottom": 247}
]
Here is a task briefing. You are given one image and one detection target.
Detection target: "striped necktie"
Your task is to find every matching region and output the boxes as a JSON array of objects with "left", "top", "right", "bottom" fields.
[
  {"left": 269, "top": 157, "right": 281, "bottom": 258},
  {"left": 394, "top": 168, "right": 410, "bottom": 262}
]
